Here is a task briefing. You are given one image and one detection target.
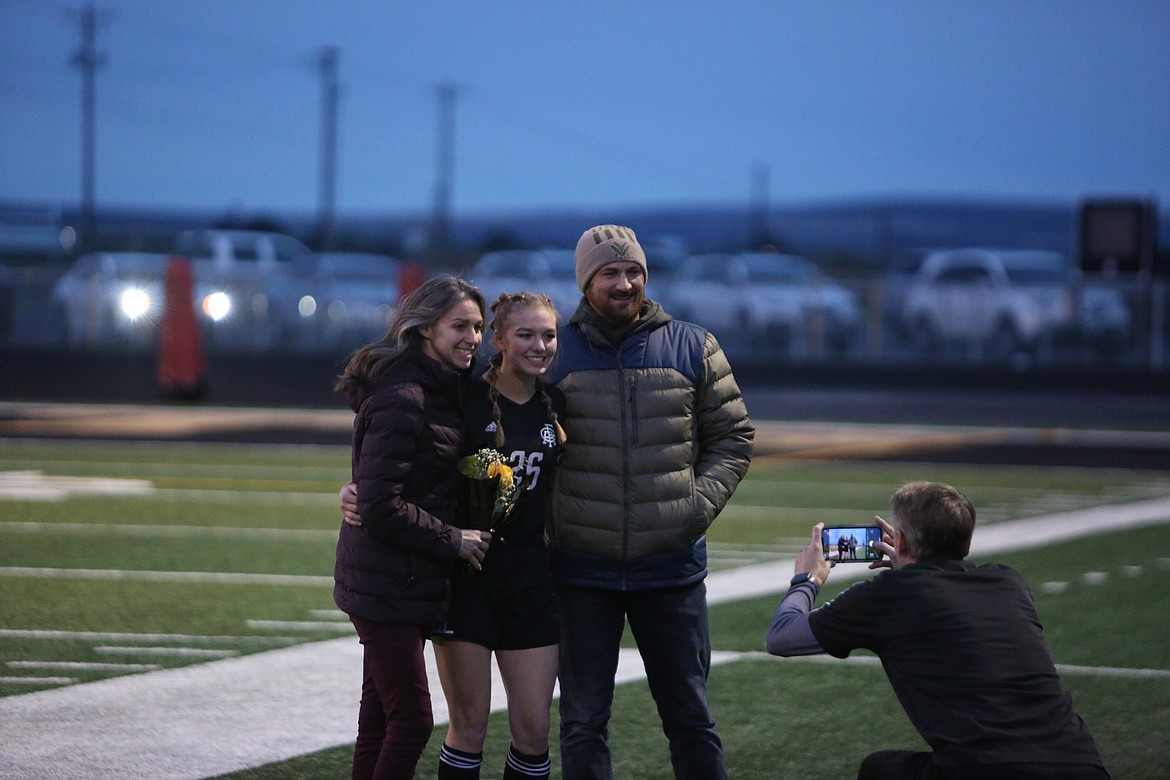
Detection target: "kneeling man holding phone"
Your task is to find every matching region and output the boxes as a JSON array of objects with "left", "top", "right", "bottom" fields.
[{"left": 766, "top": 481, "right": 1110, "bottom": 780}]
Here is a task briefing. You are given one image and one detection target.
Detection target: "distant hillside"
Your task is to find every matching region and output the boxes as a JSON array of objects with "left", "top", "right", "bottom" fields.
[
  {"left": 463, "top": 198, "right": 1083, "bottom": 269},
  {"left": 6, "top": 196, "right": 1165, "bottom": 272},
  {"left": 332, "top": 196, "right": 1165, "bottom": 271}
]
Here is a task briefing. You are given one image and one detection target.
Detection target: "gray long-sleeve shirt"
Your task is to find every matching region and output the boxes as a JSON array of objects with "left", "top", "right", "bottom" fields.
[{"left": 764, "top": 580, "right": 824, "bottom": 656}]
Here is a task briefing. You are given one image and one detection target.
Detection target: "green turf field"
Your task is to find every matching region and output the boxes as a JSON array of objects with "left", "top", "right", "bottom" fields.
[{"left": 2, "top": 438, "right": 1169, "bottom": 778}]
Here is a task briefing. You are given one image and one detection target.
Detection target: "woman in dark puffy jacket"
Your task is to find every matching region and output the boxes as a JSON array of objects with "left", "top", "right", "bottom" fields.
[{"left": 334, "top": 274, "right": 493, "bottom": 780}]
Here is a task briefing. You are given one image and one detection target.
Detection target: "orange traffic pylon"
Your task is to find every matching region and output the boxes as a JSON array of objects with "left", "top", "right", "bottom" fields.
[
  {"left": 157, "top": 256, "right": 207, "bottom": 400},
  {"left": 399, "top": 262, "right": 427, "bottom": 299}
]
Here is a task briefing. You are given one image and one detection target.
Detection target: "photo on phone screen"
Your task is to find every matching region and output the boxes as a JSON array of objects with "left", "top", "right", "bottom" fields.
[{"left": 821, "top": 525, "right": 883, "bottom": 562}]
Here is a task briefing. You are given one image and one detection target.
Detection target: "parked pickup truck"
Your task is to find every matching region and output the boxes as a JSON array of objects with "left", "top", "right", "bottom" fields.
[
  {"left": 51, "top": 230, "right": 315, "bottom": 351},
  {"left": 172, "top": 229, "right": 313, "bottom": 349},
  {"left": 51, "top": 230, "right": 412, "bottom": 353},
  {"left": 900, "top": 248, "right": 1132, "bottom": 360}
]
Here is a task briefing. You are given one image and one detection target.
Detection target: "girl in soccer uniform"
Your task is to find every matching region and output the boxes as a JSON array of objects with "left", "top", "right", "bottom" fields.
[{"left": 433, "top": 291, "right": 566, "bottom": 780}]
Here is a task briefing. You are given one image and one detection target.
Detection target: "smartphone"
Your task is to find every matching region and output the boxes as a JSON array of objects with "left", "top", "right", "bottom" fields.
[{"left": 821, "top": 525, "right": 884, "bottom": 563}]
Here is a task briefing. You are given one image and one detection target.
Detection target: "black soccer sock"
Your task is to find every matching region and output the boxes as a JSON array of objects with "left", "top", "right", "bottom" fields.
[
  {"left": 438, "top": 743, "right": 482, "bottom": 779},
  {"left": 502, "top": 744, "right": 551, "bottom": 780}
]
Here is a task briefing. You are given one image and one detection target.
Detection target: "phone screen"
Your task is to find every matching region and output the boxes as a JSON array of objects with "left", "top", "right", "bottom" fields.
[{"left": 821, "top": 525, "right": 883, "bottom": 562}]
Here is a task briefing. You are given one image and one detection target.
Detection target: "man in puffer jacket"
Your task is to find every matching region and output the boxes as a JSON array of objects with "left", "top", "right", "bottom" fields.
[{"left": 546, "top": 224, "right": 755, "bottom": 780}]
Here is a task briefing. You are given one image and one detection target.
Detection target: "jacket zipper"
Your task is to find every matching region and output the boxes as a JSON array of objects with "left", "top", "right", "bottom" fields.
[{"left": 619, "top": 367, "right": 640, "bottom": 589}]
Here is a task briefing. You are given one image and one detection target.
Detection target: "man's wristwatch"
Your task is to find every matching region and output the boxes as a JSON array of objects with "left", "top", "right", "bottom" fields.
[{"left": 790, "top": 571, "right": 820, "bottom": 587}]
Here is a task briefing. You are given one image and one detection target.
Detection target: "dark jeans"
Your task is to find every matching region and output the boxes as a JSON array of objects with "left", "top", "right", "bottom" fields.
[
  {"left": 349, "top": 616, "right": 434, "bottom": 779},
  {"left": 859, "top": 751, "right": 1111, "bottom": 780},
  {"left": 556, "top": 581, "right": 726, "bottom": 780}
]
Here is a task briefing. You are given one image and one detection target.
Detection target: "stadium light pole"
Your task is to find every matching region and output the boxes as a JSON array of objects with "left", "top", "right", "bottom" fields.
[
  {"left": 70, "top": 3, "right": 106, "bottom": 250},
  {"left": 316, "top": 46, "right": 340, "bottom": 251},
  {"left": 427, "top": 81, "right": 459, "bottom": 264}
]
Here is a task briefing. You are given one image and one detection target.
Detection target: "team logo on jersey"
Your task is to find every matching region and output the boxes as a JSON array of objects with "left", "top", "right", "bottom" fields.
[{"left": 539, "top": 423, "right": 557, "bottom": 448}]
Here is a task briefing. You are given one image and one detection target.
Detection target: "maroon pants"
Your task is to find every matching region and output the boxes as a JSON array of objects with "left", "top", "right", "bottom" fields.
[{"left": 349, "top": 616, "right": 434, "bottom": 779}]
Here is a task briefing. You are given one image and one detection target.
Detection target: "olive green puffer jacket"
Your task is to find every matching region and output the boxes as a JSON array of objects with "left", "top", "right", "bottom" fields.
[{"left": 546, "top": 300, "right": 754, "bottom": 589}]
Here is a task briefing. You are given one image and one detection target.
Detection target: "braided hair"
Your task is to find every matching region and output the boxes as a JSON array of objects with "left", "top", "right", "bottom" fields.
[{"left": 483, "top": 291, "right": 567, "bottom": 448}]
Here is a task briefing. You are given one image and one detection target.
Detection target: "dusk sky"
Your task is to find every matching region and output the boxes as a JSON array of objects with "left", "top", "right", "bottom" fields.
[{"left": 2, "top": 1, "right": 1167, "bottom": 218}]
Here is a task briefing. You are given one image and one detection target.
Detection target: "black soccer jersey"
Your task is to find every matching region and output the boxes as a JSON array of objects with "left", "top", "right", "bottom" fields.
[{"left": 459, "top": 378, "right": 565, "bottom": 550}]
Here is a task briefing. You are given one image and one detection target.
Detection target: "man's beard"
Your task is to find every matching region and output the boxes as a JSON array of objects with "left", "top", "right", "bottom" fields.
[{"left": 588, "top": 288, "right": 644, "bottom": 324}]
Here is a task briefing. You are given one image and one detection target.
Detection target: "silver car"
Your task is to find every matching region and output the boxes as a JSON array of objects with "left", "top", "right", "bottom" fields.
[
  {"left": 667, "top": 252, "right": 862, "bottom": 354},
  {"left": 901, "top": 248, "right": 1132, "bottom": 357},
  {"left": 275, "top": 252, "right": 403, "bottom": 348}
]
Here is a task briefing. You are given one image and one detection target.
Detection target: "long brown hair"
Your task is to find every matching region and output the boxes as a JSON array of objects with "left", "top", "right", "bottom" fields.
[
  {"left": 336, "top": 275, "right": 485, "bottom": 410},
  {"left": 482, "top": 291, "right": 567, "bottom": 448}
]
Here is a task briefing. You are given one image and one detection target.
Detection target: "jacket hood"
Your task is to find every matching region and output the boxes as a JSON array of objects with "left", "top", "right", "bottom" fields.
[{"left": 354, "top": 350, "right": 471, "bottom": 412}]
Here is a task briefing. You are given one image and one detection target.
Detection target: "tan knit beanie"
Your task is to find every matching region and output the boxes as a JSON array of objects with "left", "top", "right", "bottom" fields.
[{"left": 573, "top": 224, "right": 647, "bottom": 292}]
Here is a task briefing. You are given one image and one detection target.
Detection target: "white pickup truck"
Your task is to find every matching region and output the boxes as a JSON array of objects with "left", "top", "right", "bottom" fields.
[
  {"left": 52, "top": 229, "right": 408, "bottom": 352},
  {"left": 172, "top": 228, "right": 312, "bottom": 348},
  {"left": 900, "top": 248, "right": 1132, "bottom": 359},
  {"left": 52, "top": 229, "right": 313, "bottom": 350}
]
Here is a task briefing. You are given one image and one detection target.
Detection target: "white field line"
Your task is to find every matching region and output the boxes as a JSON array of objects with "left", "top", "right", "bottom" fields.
[
  {"left": 0, "top": 469, "right": 339, "bottom": 504},
  {"left": 0, "top": 484, "right": 337, "bottom": 505},
  {"left": 244, "top": 620, "right": 354, "bottom": 633},
  {"left": 0, "top": 471, "right": 155, "bottom": 500},
  {"left": 94, "top": 647, "right": 239, "bottom": 660},
  {"left": 738, "top": 651, "right": 1170, "bottom": 679},
  {"left": 1054, "top": 664, "right": 1170, "bottom": 679},
  {"left": 8, "top": 661, "right": 160, "bottom": 672},
  {"left": 1, "top": 521, "right": 336, "bottom": 542},
  {"left": 2, "top": 459, "right": 347, "bottom": 479},
  {"left": 308, "top": 609, "right": 350, "bottom": 621},
  {"left": 709, "top": 552, "right": 786, "bottom": 563},
  {"left": 0, "top": 567, "right": 331, "bottom": 587},
  {"left": 0, "top": 629, "right": 297, "bottom": 644},
  {"left": 147, "top": 489, "right": 338, "bottom": 504},
  {"left": 0, "top": 676, "right": 76, "bottom": 686}
]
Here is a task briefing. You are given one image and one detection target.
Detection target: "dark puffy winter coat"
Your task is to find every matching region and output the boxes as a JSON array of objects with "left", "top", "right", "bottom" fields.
[{"left": 333, "top": 352, "right": 465, "bottom": 625}]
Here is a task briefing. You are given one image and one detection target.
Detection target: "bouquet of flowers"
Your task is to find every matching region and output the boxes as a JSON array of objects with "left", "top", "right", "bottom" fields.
[{"left": 458, "top": 447, "right": 526, "bottom": 533}]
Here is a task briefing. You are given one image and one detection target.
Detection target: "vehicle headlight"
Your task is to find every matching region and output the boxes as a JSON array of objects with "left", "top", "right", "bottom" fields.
[
  {"left": 202, "top": 291, "right": 232, "bottom": 321},
  {"left": 117, "top": 288, "right": 152, "bottom": 320}
]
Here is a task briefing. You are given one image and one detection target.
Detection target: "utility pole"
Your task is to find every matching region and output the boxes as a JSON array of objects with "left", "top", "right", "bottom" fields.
[
  {"left": 69, "top": 4, "right": 106, "bottom": 250},
  {"left": 316, "top": 46, "right": 340, "bottom": 251},
  {"left": 750, "top": 161, "right": 772, "bottom": 250},
  {"left": 428, "top": 81, "right": 459, "bottom": 264}
]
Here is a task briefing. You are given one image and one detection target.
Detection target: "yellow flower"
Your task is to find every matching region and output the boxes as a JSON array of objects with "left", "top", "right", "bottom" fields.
[
  {"left": 488, "top": 462, "right": 513, "bottom": 484},
  {"left": 459, "top": 448, "right": 526, "bottom": 535}
]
